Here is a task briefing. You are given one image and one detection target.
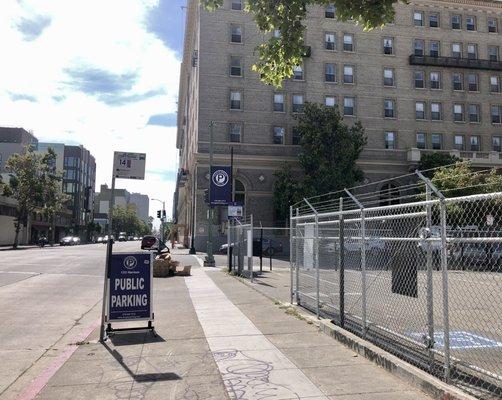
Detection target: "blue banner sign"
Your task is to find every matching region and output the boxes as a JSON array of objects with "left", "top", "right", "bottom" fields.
[
  {"left": 108, "top": 252, "right": 153, "bottom": 322},
  {"left": 210, "top": 166, "right": 232, "bottom": 206}
]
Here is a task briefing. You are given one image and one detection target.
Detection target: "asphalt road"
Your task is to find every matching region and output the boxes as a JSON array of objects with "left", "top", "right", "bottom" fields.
[{"left": 0, "top": 241, "right": 142, "bottom": 397}]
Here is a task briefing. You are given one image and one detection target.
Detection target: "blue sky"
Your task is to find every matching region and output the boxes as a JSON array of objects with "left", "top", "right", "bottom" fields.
[{"left": 0, "top": 0, "right": 186, "bottom": 217}]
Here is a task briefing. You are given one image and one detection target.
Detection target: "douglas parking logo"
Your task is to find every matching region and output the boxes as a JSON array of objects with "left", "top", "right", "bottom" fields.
[
  {"left": 123, "top": 256, "right": 138, "bottom": 270},
  {"left": 212, "top": 170, "right": 229, "bottom": 187}
]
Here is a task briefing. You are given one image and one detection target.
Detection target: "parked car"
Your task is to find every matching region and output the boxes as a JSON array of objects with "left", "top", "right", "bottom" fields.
[
  {"left": 133, "top": 236, "right": 139, "bottom": 241},
  {"left": 127, "top": 236, "right": 134, "bottom": 241},
  {"left": 118, "top": 232, "right": 127, "bottom": 242},
  {"left": 102, "top": 235, "right": 115, "bottom": 244},
  {"left": 141, "top": 235, "right": 166, "bottom": 251},
  {"left": 60, "top": 236, "right": 75, "bottom": 246},
  {"left": 72, "top": 236, "right": 81, "bottom": 245},
  {"left": 95, "top": 236, "right": 104, "bottom": 243}
]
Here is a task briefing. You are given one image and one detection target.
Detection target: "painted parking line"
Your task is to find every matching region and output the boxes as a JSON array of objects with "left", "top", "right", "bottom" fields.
[
  {"left": 185, "top": 268, "right": 328, "bottom": 400},
  {"left": 16, "top": 318, "right": 101, "bottom": 400}
]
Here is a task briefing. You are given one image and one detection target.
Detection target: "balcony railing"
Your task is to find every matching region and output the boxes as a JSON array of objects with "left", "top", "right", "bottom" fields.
[{"left": 409, "top": 55, "right": 502, "bottom": 71}]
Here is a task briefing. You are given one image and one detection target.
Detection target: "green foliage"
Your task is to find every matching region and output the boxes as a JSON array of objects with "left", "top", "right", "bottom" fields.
[
  {"left": 112, "top": 205, "right": 151, "bottom": 236},
  {"left": 273, "top": 103, "right": 366, "bottom": 221},
  {"left": 418, "top": 153, "right": 461, "bottom": 177},
  {"left": 201, "top": 0, "right": 401, "bottom": 86}
]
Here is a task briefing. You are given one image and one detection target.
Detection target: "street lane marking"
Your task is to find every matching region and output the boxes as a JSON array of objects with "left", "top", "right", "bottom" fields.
[
  {"left": 185, "top": 268, "right": 328, "bottom": 400},
  {"left": 16, "top": 318, "right": 100, "bottom": 400}
]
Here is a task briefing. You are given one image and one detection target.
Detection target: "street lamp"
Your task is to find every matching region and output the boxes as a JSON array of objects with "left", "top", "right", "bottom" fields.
[{"left": 152, "top": 198, "right": 165, "bottom": 244}]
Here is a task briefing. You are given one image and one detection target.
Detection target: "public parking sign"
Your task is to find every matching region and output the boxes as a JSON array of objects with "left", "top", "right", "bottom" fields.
[
  {"left": 108, "top": 252, "right": 153, "bottom": 322},
  {"left": 210, "top": 166, "right": 232, "bottom": 205}
]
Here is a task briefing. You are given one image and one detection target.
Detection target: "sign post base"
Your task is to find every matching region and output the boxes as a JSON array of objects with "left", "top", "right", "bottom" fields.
[{"left": 104, "top": 320, "right": 156, "bottom": 341}]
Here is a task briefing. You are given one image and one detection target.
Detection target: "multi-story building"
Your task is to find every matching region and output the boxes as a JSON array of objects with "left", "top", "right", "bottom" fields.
[
  {"left": 63, "top": 145, "right": 96, "bottom": 235},
  {"left": 175, "top": 0, "right": 502, "bottom": 249},
  {"left": 0, "top": 127, "right": 38, "bottom": 174},
  {"left": 129, "top": 193, "right": 150, "bottom": 224}
]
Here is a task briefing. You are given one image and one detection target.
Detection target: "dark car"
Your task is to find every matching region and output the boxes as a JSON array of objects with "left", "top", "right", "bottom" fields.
[{"left": 141, "top": 235, "right": 167, "bottom": 251}]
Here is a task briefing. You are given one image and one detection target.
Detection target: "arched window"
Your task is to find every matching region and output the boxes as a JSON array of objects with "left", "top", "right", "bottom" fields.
[
  {"left": 234, "top": 179, "right": 245, "bottom": 206},
  {"left": 379, "top": 183, "right": 400, "bottom": 206}
]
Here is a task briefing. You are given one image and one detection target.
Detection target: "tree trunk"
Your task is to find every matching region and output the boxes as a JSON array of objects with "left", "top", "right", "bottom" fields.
[
  {"left": 50, "top": 215, "right": 56, "bottom": 246},
  {"left": 13, "top": 221, "right": 21, "bottom": 249}
]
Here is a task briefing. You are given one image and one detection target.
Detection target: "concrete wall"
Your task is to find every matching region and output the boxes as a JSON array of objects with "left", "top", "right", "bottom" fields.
[{"left": 0, "top": 215, "right": 26, "bottom": 246}]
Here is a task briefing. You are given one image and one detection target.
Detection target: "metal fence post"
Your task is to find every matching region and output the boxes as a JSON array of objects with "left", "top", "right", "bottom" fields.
[
  {"left": 248, "top": 215, "right": 254, "bottom": 282},
  {"left": 425, "top": 186, "right": 436, "bottom": 373},
  {"left": 440, "top": 199, "right": 451, "bottom": 383},
  {"left": 295, "top": 208, "right": 300, "bottom": 305},
  {"left": 290, "top": 206, "right": 294, "bottom": 304},
  {"left": 315, "top": 213, "right": 320, "bottom": 318},
  {"left": 339, "top": 197, "right": 345, "bottom": 328}
]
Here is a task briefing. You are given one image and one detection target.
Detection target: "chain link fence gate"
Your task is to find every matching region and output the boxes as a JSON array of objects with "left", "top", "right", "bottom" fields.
[
  {"left": 291, "top": 168, "right": 502, "bottom": 400},
  {"left": 228, "top": 216, "right": 253, "bottom": 278}
]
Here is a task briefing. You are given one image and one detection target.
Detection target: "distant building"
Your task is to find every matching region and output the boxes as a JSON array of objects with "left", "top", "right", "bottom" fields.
[
  {"left": 129, "top": 193, "right": 150, "bottom": 223},
  {"left": 63, "top": 145, "right": 96, "bottom": 235},
  {"left": 36, "top": 142, "right": 65, "bottom": 191},
  {"left": 0, "top": 127, "right": 38, "bottom": 173}
]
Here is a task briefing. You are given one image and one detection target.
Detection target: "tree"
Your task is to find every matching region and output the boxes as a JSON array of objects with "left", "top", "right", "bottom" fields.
[
  {"left": 201, "top": 0, "right": 401, "bottom": 86},
  {"left": 3, "top": 147, "right": 44, "bottom": 248},
  {"left": 112, "top": 205, "right": 151, "bottom": 236},
  {"left": 273, "top": 103, "right": 366, "bottom": 220},
  {"left": 39, "top": 148, "right": 70, "bottom": 245},
  {"left": 418, "top": 153, "right": 461, "bottom": 177}
]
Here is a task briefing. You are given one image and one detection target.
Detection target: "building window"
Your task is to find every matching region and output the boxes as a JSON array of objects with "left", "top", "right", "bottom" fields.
[
  {"left": 453, "top": 104, "right": 464, "bottom": 122},
  {"left": 414, "top": 71, "right": 425, "bottom": 88},
  {"left": 431, "top": 102, "right": 442, "bottom": 120},
  {"left": 292, "top": 94, "right": 304, "bottom": 113},
  {"left": 493, "top": 136, "right": 501, "bottom": 152},
  {"left": 429, "top": 13, "right": 439, "bottom": 28},
  {"left": 468, "top": 104, "right": 480, "bottom": 123},
  {"left": 343, "top": 65, "right": 354, "bottom": 84},
  {"left": 343, "top": 34, "right": 354, "bottom": 51},
  {"left": 325, "top": 63, "right": 336, "bottom": 82},
  {"left": 452, "top": 43, "right": 462, "bottom": 58},
  {"left": 414, "top": 39, "right": 424, "bottom": 56},
  {"left": 231, "top": 25, "right": 242, "bottom": 43},
  {"left": 430, "top": 72, "right": 441, "bottom": 89},
  {"left": 325, "top": 95, "right": 337, "bottom": 107},
  {"left": 385, "top": 131, "right": 396, "bottom": 149},
  {"left": 467, "top": 44, "right": 477, "bottom": 60},
  {"left": 293, "top": 65, "right": 304, "bottom": 80},
  {"left": 468, "top": 73, "right": 478, "bottom": 91},
  {"left": 451, "top": 14, "right": 461, "bottom": 30},
  {"left": 273, "top": 93, "right": 285, "bottom": 112},
  {"left": 453, "top": 73, "right": 463, "bottom": 91},
  {"left": 488, "top": 45, "right": 499, "bottom": 62},
  {"left": 65, "top": 169, "right": 76, "bottom": 180},
  {"left": 429, "top": 41, "right": 440, "bottom": 57},
  {"left": 292, "top": 127, "right": 301, "bottom": 145},
  {"left": 384, "top": 99, "right": 395, "bottom": 118},
  {"left": 431, "top": 133, "right": 442, "bottom": 150},
  {"left": 229, "top": 123, "right": 241, "bottom": 142},
  {"left": 416, "top": 132, "right": 427, "bottom": 149},
  {"left": 454, "top": 135, "right": 465, "bottom": 150},
  {"left": 343, "top": 97, "right": 355, "bottom": 116},
  {"left": 466, "top": 16, "right": 476, "bottom": 31},
  {"left": 470, "top": 136, "right": 480, "bottom": 151},
  {"left": 234, "top": 179, "right": 245, "bottom": 206},
  {"left": 325, "top": 33, "right": 336, "bottom": 50},
  {"left": 415, "top": 101, "right": 426, "bottom": 119},
  {"left": 325, "top": 4, "right": 336, "bottom": 18},
  {"left": 491, "top": 105, "right": 502, "bottom": 124},
  {"left": 230, "top": 56, "right": 242, "bottom": 76},
  {"left": 273, "top": 126, "right": 285, "bottom": 144},
  {"left": 231, "top": 0, "right": 242, "bottom": 11},
  {"left": 383, "top": 68, "right": 394, "bottom": 86},
  {"left": 64, "top": 156, "right": 76, "bottom": 167},
  {"left": 491, "top": 76, "right": 500, "bottom": 93},
  {"left": 413, "top": 11, "right": 424, "bottom": 26},
  {"left": 230, "top": 91, "right": 242, "bottom": 110},
  {"left": 488, "top": 18, "right": 498, "bottom": 33},
  {"left": 383, "top": 37, "right": 393, "bottom": 55}
]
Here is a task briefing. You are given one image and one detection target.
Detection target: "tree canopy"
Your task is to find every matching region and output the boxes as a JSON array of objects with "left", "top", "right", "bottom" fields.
[
  {"left": 112, "top": 205, "right": 151, "bottom": 236},
  {"left": 273, "top": 103, "right": 366, "bottom": 221},
  {"left": 201, "top": 0, "right": 401, "bottom": 86}
]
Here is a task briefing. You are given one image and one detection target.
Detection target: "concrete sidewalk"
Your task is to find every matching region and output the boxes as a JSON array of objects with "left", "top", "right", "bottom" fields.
[{"left": 14, "top": 251, "right": 431, "bottom": 400}]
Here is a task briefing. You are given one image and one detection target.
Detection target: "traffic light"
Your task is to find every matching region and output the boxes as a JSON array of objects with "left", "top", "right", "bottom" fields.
[
  {"left": 203, "top": 189, "right": 209, "bottom": 204},
  {"left": 157, "top": 210, "right": 161, "bottom": 218},
  {"left": 162, "top": 210, "right": 166, "bottom": 218}
]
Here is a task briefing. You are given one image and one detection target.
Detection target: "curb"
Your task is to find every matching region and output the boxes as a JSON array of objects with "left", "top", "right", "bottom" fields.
[{"left": 318, "top": 319, "right": 478, "bottom": 400}]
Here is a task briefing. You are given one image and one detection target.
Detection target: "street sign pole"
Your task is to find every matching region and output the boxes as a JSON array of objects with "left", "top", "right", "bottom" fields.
[
  {"left": 205, "top": 121, "right": 215, "bottom": 267},
  {"left": 100, "top": 173, "right": 116, "bottom": 342}
]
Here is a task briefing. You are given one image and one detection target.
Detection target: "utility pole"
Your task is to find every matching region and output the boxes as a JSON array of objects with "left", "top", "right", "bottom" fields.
[
  {"left": 152, "top": 198, "right": 165, "bottom": 244},
  {"left": 204, "top": 121, "right": 215, "bottom": 267}
]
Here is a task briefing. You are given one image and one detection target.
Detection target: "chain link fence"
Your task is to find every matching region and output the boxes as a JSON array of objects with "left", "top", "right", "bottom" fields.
[{"left": 291, "top": 168, "right": 502, "bottom": 400}]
